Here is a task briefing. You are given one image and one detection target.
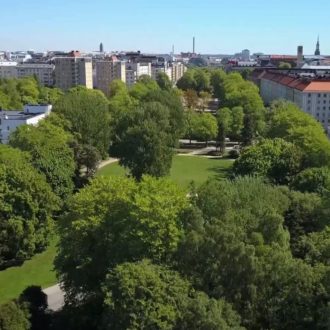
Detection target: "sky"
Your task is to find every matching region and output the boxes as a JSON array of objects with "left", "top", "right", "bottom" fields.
[{"left": 1, "top": 0, "right": 330, "bottom": 55}]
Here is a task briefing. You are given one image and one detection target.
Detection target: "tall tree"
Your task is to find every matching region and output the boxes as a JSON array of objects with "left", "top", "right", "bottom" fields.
[
  {"left": 54, "top": 87, "right": 111, "bottom": 157},
  {"left": 217, "top": 107, "right": 232, "bottom": 153}
]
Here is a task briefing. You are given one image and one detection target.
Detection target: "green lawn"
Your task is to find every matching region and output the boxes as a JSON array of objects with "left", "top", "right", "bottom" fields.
[
  {"left": 98, "top": 155, "right": 233, "bottom": 187},
  {"left": 0, "top": 238, "right": 58, "bottom": 305}
]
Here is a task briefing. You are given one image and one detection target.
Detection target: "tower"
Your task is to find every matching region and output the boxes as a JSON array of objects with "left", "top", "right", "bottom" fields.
[
  {"left": 193, "top": 37, "right": 195, "bottom": 54},
  {"left": 314, "top": 36, "right": 320, "bottom": 56},
  {"left": 297, "top": 45, "right": 304, "bottom": 66},
  {"left": 100, "top": 42, "right": 104, "bottom": 53}
]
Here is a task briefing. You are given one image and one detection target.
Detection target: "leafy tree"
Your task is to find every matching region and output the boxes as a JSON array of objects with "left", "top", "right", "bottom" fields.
[
  {"left": 193, "top": 113, "right": 218, "bottom": 146},
  {"left": 156, "top": 72, "right": 172, "bottom": 90},
  {"left": 0, "top": 145, "right": 59, "bottom": 268},
  {"left": 9, "top": 120, "right": 75, "bottom": 199},
  {"left": 54, "top": 87, "right": 111, "bottom": 157},
  {"left": 279, "top": 61, "right": 292, "bottom": 69},
  {"left": 177, "top": 70, "right": 197, "bottom": 91},
  {"left": 217, "top": 107, "right": 232, "bottom": 153},
  {"left": 290, "top": 167, "right": 330, "bottom": 195},
  {"left": 268, "top": 100, "right": 330, "bottom": 167},
  {"left": 129, "top": 75, "right": 160, "bottom": 100},
  {"left": 110, "top": 102, "right": 175, "bottom": 180},
  {"left": 100, "top": 260, "right": 244, "bottom": 330},
  {"left": 199, "top": 91, "right": 211, "bottom": 111},
  {"left": 38, "top": 87, "right": 63, "bottom": 104},
  {"left": 233, "top": 138, "right": 303, "bottom": 185},
  {"left": 0, "top": 301, "right": 30, "bottom": 330},
  {"left": 55, "top": 176, "right": 188, "bottom": 305},
  {"left": 194, "top": 69, "right": 210, "bottom": 93},
  {"left": 230, "top": 106, "right": 244, "bottom": 140},
  {"left": 183, "top": 89, "right": 199, "bottom": 109},
  {"left": 210, "top": 69, "right": 226, "bottom": 100}
]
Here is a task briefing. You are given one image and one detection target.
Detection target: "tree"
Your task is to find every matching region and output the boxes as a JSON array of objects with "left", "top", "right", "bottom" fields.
[
  {"left": 0, "top": 145, "right": 59, "bottom": 268},
  {"left": 110, "top": 102, "right": 175, "bottom": 180},
  {"left": 290, "top": 167, "right": 330, "bottom": 195},
  {"left": 199, "top": 91, "right": 211, "bottom": 111},
  {"left": 210, "top": 69, "right": 226, "bottom": 100},
  {"left": 194, "top": 69, "right": 210, "bottom": 93},
  {"left": 233, "top": 138, "right": 303, "bottom": 185},
  {"left": 267, "top": 100, "right": 330, "bottom": 167},
  {"left": 55, "top": 176, "right": 188, "bottom": 305},
  {"left": 129, "top": 75, "right": 160, "bottom": 100},
  {"left": 9, "top": 120, "right": 75, "bottom": 199},
  {"left": 193, "top": 113, "right": 218, "bottom": 146},
  {"left": 54, "top": 87, "right": 111, "bottom": 157},
  {"left": 279, "top": 62, "right": 292, "bottom": 69},
  {"left": 38, "top": 87, "right": 63, "bottom": 104},
  {"left": 183, "top": 89, "right": 199, "bottom": 109},
  {"left": 230, "top": 106, "right": 244, "bottom": 140},
  {"left": 0, "top": 301, "right": 30, "bottom": 330},
  {"left": 156, "top": 72, "right": 172, "bottom": 90},
  {"left": 100, "top": 260, "right": 244, "bottom": 330},
  {"left": 217, "top": 107, "right": 232, "bottom": 153},
  {"left": 177, "top": 70, "right": 197, "bottom": 91}
]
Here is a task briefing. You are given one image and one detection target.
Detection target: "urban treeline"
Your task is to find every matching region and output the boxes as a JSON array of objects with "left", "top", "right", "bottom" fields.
[{"left": 0, "top": 69, "right": 329, "bottom": 330}]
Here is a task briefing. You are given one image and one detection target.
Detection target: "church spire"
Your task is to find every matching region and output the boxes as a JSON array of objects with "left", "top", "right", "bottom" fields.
[{"left": 315, "top": 36, "right": 320, "bottom": 56}]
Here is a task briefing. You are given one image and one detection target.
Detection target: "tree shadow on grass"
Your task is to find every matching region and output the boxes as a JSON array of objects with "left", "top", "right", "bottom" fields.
[{"left": 207, "top": 159, "right": 233, "bottom": 181}]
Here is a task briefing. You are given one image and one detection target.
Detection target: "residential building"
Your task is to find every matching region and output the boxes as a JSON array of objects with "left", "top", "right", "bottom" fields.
[
  {"left": 260, "top": 71, "right": 330, "bottom": 134},
  {"left": 171, "top": 62, "right": 186, "bottom": 83},
  {"left": 0, "top": 62, "right": 18, "bottom": 79},
  {"left": 0, "top": 104, "right": 52, "bottom": 144},
  {"left": 151, "top": 63, "right": 172, "bottom": 81},
  {"left": 54, "top": 54, "right": 93, "bottom": 90},
  {"left": 17, "top": 64, "right": 55, "bottom": 86},
  {"left": 125, "top": 62, "right": 151, "bottom": 87},
  {"left": 95, "top": 58, "right": 126, "bottom": 95}
]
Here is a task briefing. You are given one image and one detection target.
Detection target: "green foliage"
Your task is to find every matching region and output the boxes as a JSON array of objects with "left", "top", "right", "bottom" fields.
[
  {"left": 156, "top": 72, "right": 172, "bottom": 90},
  {"left": 9, "top": 120, "right": 75, "bottom": 199},
  {"left": 290, "top": 167, "right": 330, "bottom": 195},
  {"left": 129, "top": 75, "right": 160, "bottom": 100},
  {"left": 0, "top": 145, "right": 59, "bottom": 268},
  {"left": 279, "top": 61, "right": 292, "bottom": 69},
  {"left": 0, "top": 301, "right": 30, "bottom": 330},
  {"left": 192, "top": 113, "right": 218, "bottom": 145},
  {"left": 268, "top": 100, "right": 330, "bottom": 167},
  {"left": 100, "top": 260, "right": 244, "bottom": 330},
  {"left": 217, "top": 107, "right": 232, "bottom": 152},
  {"left": 177, "top": 70, "right": 197, "bottom": 91},
  {"left": 111, "top": 102, "right": 175, "bottom": 179},
  {"left": 54, "top": 87, "right": 111, "bottom": 157},
  {"left": 55, "top": 176, "right": 188, "bottom": 304},
  {"left": 233, "top": 138, "right": 303, "bottom": 185}
]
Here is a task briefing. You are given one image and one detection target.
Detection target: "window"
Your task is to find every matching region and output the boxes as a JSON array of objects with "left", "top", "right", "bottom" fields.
[
  {"left": 308, "top": 93, "right": 311, "bottom": 97},
  {"left": 317, "top": 113, "right": 320, "bottom": 117},
  {"left": 318, "top": 93, "right": 321, "bottom": 97},
  {"left": 7, "top": 126, "right": 10, "bottom": 131},
  {"left": 324, "top": 94, "right": 327, "bottom": 97}
]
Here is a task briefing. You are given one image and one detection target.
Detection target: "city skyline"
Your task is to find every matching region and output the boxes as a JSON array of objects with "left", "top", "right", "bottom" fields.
[{"left": 1, "top": 0, "right": 330, "bottom": 55}]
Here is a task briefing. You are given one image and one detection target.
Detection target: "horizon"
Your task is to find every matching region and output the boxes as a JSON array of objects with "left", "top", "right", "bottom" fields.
[{"left": 1, "top": 0, "right": 330, "bottom": 55}]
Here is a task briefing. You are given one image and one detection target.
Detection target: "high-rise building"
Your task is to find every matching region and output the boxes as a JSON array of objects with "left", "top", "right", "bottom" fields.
[
  {"left": 95, "top": 58, "right": 126, "bottom": 95},
  {"left": 54, "top": 54, "right": 93, "bottom": 90},
  {"left": 297, "top": 46, "right": 304, "bottom": 66},
  {"left": 315, "top": 36, "right": 321, "bottom": 56},
  {"left": 171, "top": 62, "right": 186, "bottom": 83},
  {"left": 100, "top": 42, "right": 104, "bottom": 53},
  {"left": 17, "top": 64, "right": 55, "bottom": 86}
]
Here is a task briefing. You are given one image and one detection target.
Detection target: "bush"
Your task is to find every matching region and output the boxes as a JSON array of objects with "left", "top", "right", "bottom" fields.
[{"left": 0, "top": 301, "right": 30, "bottom": 330}]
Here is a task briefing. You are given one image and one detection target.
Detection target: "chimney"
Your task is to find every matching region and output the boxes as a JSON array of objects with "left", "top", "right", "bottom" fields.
[{"left": 297, "top": 45, "right": 304, "bottom": 66}]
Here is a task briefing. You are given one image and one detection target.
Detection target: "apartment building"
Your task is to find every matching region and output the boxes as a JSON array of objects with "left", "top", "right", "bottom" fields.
[
  {"left": 125, "top": 62, "right": 151, "bottom": 87},
  {"left": 0, "top": 62, "right": 18, "bottom": 79},
  {"left": 54, "top": 56, "right": 93, "bottom": 90},
  {"left": 260, "top": 71, "right": 330, "bottom": 134},
  {"left": 151, "top": 63, "right": 172, "bottom": 81},
  {"left": 95, "top": 59, "right": 126, "bottom": 95},
  {"left": 171, "top": 62, "right": 186, "bottom": 83},
  {"left": 17, "top": 64, "right": 55, "bottom": 86}
]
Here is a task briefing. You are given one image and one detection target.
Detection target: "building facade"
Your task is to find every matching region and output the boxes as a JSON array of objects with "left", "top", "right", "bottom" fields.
[
  {"left": 260, "top": 71, "right": 330, "bottom": 134},
  {"left": 17, "top": 64, "right": 55, "bottom": 86},
  {"left": 0, "top": 104, "right": 52, "bottom": 144},
  {"left": 0, "top": 62, "right": 18, "bottom": 79},
  {"left": 95, "top": 59, "right": 126, "bottom": 95},
  {"left": 54, "top": 56, "right": 93, "bottom": 90},
  {"left": 125, "top": 62, "right": 151, "bottom": 87}
]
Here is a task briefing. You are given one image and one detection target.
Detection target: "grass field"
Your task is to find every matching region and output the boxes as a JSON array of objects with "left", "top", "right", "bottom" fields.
[
  {"left": 98, "top": 155, "right": 233, "bottom": 187},
  {"left": 0, "top": 238, "right": 58, "bottom": 305}
]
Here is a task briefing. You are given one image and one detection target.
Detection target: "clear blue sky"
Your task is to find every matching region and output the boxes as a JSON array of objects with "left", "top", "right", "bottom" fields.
[{"left": 1, "top": 0, "right": 329, "bottom": 55}]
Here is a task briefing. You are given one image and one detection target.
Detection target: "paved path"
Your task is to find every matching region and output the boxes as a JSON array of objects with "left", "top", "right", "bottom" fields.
[
  {"left": 98, "top": 157, "right": 119, "bottom": 169},
  {"left": 43, "top": 284, "right": 65, "bottom": 312}
]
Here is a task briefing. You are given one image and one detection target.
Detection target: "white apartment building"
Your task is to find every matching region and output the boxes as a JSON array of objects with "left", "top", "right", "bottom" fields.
[
  {"left": 0, "top": 104, "right": 52, "bottom": 144},
  {"left": 151, "top": 64, "right": 172, "bottom": 81},
  {"left": 260, "top": 72, "right": 330, "bottom": 134},
  {"left": 171, "top": 62, "right": 186, "bottom": 83},
  {"left": 17, "top": 64, "right": 55, "bottom": 86},
  {"left": 95, "top": 59, "right": 126, "bottom": 95},
  {"left": 125, "top": 62, "right": 151, "bottom": 87},
  {"left": 0, "top": 62, "right": 18, "bottom": 79},
  {"left": 54, "top": 57, "right": 93, "bottom": 90}
]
